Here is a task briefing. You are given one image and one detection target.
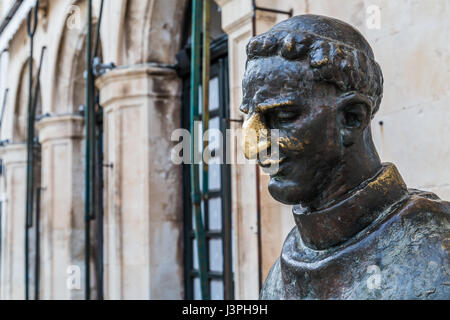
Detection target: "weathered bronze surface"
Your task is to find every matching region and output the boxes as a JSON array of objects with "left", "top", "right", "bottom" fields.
[{"left": 241, "top": 14, "right": 450, "bottom": 299}]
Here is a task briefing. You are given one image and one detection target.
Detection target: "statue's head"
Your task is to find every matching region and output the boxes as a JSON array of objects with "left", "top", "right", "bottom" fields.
[{"left": 241, "top": 14, "right": 384, "bottom": 206}]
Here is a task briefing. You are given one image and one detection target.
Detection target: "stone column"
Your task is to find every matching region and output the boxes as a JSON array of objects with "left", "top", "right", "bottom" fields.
[
  {"left": 0, "top": 143, "right": 27, "bottom": 300},
  {"left": 36, "top": 115, "right": 85, "bottom": 300},
  {"left": 96, "top": 65, "right": 183, "bottom": 300}
]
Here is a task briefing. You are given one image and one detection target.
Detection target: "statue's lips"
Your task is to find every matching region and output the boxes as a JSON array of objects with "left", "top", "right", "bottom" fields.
[{"left": 258, "top": 157, "right": 287, "bottom": 175}]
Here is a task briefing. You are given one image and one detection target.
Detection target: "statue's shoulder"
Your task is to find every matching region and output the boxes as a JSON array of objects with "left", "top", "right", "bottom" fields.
[
  {"left": 372, "top": 189, "right": 450, "bottom": 299},
  {"left": 399, "top": 188, "right": 450, "bottom": 225},
  {"left": 386, "top": 187, "right": 449, "bottom": 257},
  {"left": 260, "top": 257, "right": 284, "bottom": 300},
  {"left": 407, "top": 188, "right": 447, "bottom": 202},
  {"left": 388, "top": 188, "right": 450, "bottom": 248},
  {"left": 260, "top": 227, "right": 302, "bottom": 300}
]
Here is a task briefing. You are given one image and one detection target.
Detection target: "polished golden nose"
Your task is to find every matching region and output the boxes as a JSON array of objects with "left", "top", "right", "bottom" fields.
[{"left": 242, "top": 113, "right": 271, "bottom": 159}]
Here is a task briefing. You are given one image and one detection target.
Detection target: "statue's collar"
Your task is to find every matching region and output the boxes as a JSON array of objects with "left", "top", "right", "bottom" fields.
[{"left": 292, "top": 163, "right": 408, "bottom": 250}]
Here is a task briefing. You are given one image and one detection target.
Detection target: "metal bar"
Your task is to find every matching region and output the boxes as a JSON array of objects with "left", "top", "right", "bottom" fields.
[
  {"left": 250, "top": 0, "right": 263, "bottom": 293},
  {"left": 251, "top": 0, "right": 256, "bottom": 38},
  {"left": 254, "top": 6, "right": 293, "bottom": 16},
  {"left": 25, "top": 2, "right": 38, "bottom": 300},
  {"left": 251, "top": 0, "right": 293, "bottom": 37},
  {"left": 191, "top": 0, "right": 209, "bottom": 300},
  {"left": 201, "top": 0, "right": 211, "bottom": 297},
  {"left": 92, "top": 0, "right": 105, "bottom": 300},
  {"left": 0, "top": 89, "right": 9, "bottom": 128},
  {"left": 0, "top": 50, "right": 8, "bottom": 111},
  {"left": 219, "top": 56, "right": 234, "bottom": 300},
  {"left": 94, "top": 107, "right": 104, "bottom": 300},
  {"left": 84, "top": 0, "right": 94, "bottom": 300},
  {"left": 190, "top": 270, "right": 224, "bottom": 279},
  {"left": 93, "top": 0, "right": 104, "bottom": 59},
  {"left": 32, "top": 47, "right": 45, "bottom": 115},
  {"left": 226, "top": 118, "right": 243, "bottom": 123},
  {"left": 34, "top": 186, "right": 41, "bottom": 300},
  {"left": 29, "top": 45, "right": 45, "bottom": 301},
  {"left": 202, "top": 0, "right": 211, "bottom": 176},
  {"left": 0, "top": 0, "right": 24, "bottom": 35},
  {"left": 190, "top": 230, "right": 223, "bottom": 238},
  {"left": 28, "top": 47, "right": 46, "bottom": 300},
  {"left": 0, "top": 201, "right": 2, "bottom": 290}
]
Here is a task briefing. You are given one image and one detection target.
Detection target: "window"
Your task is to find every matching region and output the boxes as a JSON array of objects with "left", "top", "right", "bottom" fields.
[{"left": 179, "top": 28, "right": 234, "bottom": 299}]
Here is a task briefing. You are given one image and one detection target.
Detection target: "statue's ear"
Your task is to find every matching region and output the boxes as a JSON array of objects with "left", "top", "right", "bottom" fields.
[{"left": 337, "top": 93, "right": 372, "bottom": 147}]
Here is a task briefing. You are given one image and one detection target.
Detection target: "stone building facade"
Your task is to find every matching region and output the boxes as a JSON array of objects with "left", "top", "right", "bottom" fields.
[{"left": 0, "top": 0, "right": 448, "bottom": 300}]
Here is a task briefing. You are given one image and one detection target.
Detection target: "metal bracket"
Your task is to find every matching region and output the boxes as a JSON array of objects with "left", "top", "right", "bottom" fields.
[
  {"left": 226, "top": 118, "right": 243, "bottom": 123},
  {"left": 35, "top": 112, "right": 51, "bottom": 121},
  {"left": 253, "top": 4, "right": 293, "bottom": 17},
  {"left": 251, "top": 0, "right": 293, "bottom": 38},
  {"left": 0, "top": 89, "right": 9, "bottom": 129},
  {"left": 92, "top": 57, "right": 116, "bottom": 77}
]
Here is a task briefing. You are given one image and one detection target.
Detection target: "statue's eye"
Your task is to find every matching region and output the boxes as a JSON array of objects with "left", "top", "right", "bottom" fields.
[
  {"left": 264, "top": 109, "right": 299, "bottom": 127},
  {"left": 276, "top": 110, "right": 297, "bottom": 121}
]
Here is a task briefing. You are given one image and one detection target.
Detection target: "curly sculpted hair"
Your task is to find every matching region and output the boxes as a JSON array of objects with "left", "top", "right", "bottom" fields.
[{"left": 245, "top": 15, "right": 384, "bottom": 117}]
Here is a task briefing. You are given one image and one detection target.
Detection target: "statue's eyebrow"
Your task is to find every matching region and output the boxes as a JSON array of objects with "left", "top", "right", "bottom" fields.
[{"left": 255, "top": 99, "right": 295, "bottom": 113}]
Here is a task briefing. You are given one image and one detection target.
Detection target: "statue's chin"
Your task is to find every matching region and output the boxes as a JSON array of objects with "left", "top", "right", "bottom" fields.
[{"left": 268, "top": 177, "right": 303, "bottom": 205}]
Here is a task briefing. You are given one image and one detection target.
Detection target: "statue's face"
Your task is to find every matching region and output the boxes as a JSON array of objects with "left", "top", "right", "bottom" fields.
[{"left": 241, "top": 56, "right": 344, "bottom": 205}]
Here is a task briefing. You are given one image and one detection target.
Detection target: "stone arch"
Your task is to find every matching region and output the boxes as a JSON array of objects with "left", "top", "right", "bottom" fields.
[
  {"left": 52, "top": 1, "right": 102, "bottom": 114},
  {"left": 120, "top": 0, "right": 188, "bottom": 65},
  {"left": 13, "top": 60, "right": 41, "bottom": 143}
]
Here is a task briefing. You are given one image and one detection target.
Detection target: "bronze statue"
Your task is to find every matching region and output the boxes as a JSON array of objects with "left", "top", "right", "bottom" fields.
[{"left": 241, "top": 14, "right": 450, "bottom": 299}]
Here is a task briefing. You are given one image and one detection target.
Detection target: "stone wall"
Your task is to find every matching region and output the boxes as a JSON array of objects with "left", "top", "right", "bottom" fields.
[{"left": 0, "top": 0, "right": 187, "bottom": 300}]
